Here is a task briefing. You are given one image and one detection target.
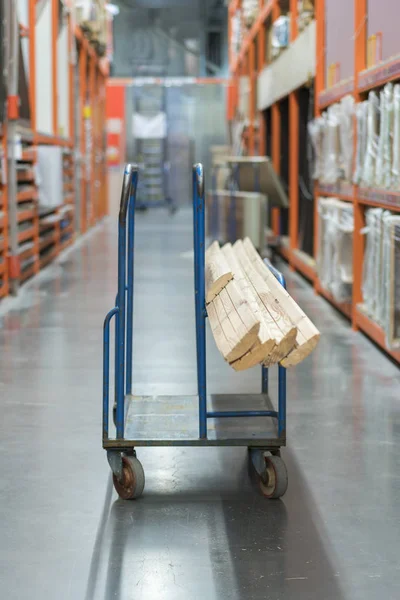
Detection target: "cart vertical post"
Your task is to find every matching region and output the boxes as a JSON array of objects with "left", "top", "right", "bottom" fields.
[
  {"left": 193, "top": 163, "right": 207, "bottom": 439},
  {"left": 126, "top": 187, "right": 136, "bottom": 396},
  {"left": 116, "top": 165, "right": 138, "bottom": 439}
]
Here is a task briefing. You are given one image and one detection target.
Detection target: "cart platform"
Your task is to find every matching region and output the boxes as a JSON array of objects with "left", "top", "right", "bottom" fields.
[{"left": 104, "top": 393, "right": 283, "bottom": 448}]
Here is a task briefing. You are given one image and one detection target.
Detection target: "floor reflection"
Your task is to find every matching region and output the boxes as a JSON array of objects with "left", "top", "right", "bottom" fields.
[{"left": 86, "top": 448, "right": 345, "bottom": 600}]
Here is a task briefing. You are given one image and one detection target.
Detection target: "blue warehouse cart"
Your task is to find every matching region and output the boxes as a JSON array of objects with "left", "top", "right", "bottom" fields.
[{"left": 103, "top": 163, "right": 288, "bottom": 500}]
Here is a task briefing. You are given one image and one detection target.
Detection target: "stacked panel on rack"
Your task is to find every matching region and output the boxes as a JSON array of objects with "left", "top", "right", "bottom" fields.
[
  {"left": 361, "top": 208, "right": 400, "bottom": 350},
  {"left": 0, "top": 132, "right": 8, "bottom": 298},
  {"left": 61, "top": 149, "right": 75, "bottom": 251},
  {"left": 17, "top": 127, "right": 39, "bottom": 283},
  {"left": 39, "top": 208, "right": 60, "bottom": 269},
  {"left": 317, "top": 197, "right": 354, "bottom": 303},
  {"left": 36, "top": 145, "right": 63, "bottom": 270}
]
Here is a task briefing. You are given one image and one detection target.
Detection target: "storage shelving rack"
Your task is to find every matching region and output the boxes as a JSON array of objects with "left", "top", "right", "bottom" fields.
[
  {"left": 16, "top": 124, "right": 39, "bottom": 283},
  {"left": 0, "top": 0, "right": 109, "bottom": 299},
  {"left": 0, "top": 128, "right": 9, "bottom": 298},
  {"left": 228, "top": 0, "right": 400, "bottom": 363}
]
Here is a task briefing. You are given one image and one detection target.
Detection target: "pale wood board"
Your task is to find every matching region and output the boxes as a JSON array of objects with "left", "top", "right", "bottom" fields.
[
  {"left": 243, "top": 237, "right": 320, "bottom": 366},
  {"left": 207, "top": 282, "right": 260, "bottom": 363},
  {"left": 205, "top": 241, "right": 233, "bottom": 303},
  {"left": 233, "top": 240, "right": 297, "bottom": 363},
  {"left": 222, "top": 243, "right": 278, "bottom": 368}
]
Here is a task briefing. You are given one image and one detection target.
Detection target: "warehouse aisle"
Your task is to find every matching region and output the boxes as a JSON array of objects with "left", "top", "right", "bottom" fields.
[{"left": 1, "top": 209, "right": 399, "bottom": 600}]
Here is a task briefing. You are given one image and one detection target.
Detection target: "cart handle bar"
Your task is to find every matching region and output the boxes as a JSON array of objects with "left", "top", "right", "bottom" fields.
[{"left": 119, "top": 164, "right": 139, "bottom": 225}]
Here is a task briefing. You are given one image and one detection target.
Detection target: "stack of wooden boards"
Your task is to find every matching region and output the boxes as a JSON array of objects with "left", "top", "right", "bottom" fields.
[{"left": 205, "top": 238, "right": 320, "bottom": 371}]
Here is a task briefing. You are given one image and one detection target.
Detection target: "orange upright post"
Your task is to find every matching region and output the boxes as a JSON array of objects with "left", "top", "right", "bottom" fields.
[
  {"left": 314, "top": 0, "right": 325, "bottom": 278},
  {"left": 52, "top": 0, "right": 59, "bottom": 136},
  {"left": 270, "top": 0, "right": 281, "bottom": 234},
  {"left": 80, "top": 44, "right": 88, "bottom": 233},
  {"left": 249, "top": 43, "right": 256, "bottom": 155},
  {"left": 289, "top": 92, "right": 299, "bottom": 255},
  {"left": 352, "top": 0, "right": 367, "bottom": 327},
  {"left": 288, "top": 0, "right": 299, "bottom": 261},
  {"left": 89, "top": 55, "right": 96, "bottom": 227},
  {"left": 271, "top": 103, "right": 281, "bottom": 234},
  {"left": 29, "top": 0, "right": 40, "bottom": 275}
]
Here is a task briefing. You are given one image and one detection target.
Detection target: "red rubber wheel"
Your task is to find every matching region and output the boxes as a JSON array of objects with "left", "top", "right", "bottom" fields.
[
  {"left": 259, "top": 455, "right": 288, "bottom": 499},
  {"left": 113, "top": 456, "right": 145, "bottom": 500}
]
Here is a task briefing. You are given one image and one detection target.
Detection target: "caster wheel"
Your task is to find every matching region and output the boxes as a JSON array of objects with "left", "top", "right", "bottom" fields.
[
  {"left": 113, "top": 456, "right": 145, "bottom": 500},
  {"left": 259, "top": 455, "right": 288, "bottom": 499}
]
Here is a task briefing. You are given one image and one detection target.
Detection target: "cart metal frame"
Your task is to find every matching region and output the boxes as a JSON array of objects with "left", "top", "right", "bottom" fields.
[{"left": 103, "top": 163, "right": 288, "bottom": 498}]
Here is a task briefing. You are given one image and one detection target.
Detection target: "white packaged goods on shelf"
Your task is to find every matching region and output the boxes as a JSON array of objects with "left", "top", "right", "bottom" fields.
[
  {"left": 272, "top": 16, "right": 290, "bottom": 57},
  {"left": 231, "top": 10, "right": 242, "bottom": 58},
  {"left": 317, "top": 197, "right": 354, "bottom": 302},
  {"left": 298, "top": 0, "right": 314, "bottom": 30},
  {"left": 338, "top": 95, "right": 355, "bottom": 182},
  {"left": 308, "top": 117, "right": 324, "bottom": 180},
  {"left": 361, "top": 210, "right": 400, "bottom": 349},
  {"left": 242, "top": 0, "right": 259, "bottom": 27},
  {"left": 308, "top": 95, "right": 354, "bottom": 184},
  {"left": 37, "top": 146, "right": 63, "bottom": 208},
  {"left": 392, "top": 85, "right": 400, "bottom": 190},
  {"left": 362, "top": 208, "right": 385, "bottom": 322},
  {"left": 353, "top": 101, "right": 368, "bottom": 185},
  {"left": 323, "top": 106, "right": 340, "bottom": 184},
  {"left": 375, "top": 84, "right": 394, "bottom": 189},
  {"left": 361, "top": 91, "right": 379, "bottom": 188},
  {"left": 382, "top": 215, "right": 400, "bottom": 349}
]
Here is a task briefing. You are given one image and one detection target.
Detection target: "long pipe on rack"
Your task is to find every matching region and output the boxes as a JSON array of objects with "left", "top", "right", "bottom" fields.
[{"left": 5, "top": 0, "right": 20, "bottom": 295}]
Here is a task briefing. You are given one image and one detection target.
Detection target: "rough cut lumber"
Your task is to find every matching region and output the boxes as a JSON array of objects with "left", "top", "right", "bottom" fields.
[
  {"left": 221, "top": 243, "right": 276, "bottom": 369},
  {"left": 207, "top": 279, "right": 260, "bottom": 364},
  {"left": 243, "top": 237, "right": 320, "bottom": 366},
  {"left": 205, "top": 241, "right": 233, "bottom": 303},
  {"left": 232, "top": 240, "right": 298, "bottom": 363}
]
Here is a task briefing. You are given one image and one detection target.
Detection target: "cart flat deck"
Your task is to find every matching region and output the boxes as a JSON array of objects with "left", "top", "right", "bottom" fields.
[{"left": 104, "top": 394, "right": 284, "bottom": 448}]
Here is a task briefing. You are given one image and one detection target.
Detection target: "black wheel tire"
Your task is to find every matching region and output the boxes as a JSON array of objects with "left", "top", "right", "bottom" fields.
[
  {"left": 113, "top": 456, "right": 145, "bottom": 500},
  {"left": 259, "top": 455, "right": 288, "bottom": 499}
]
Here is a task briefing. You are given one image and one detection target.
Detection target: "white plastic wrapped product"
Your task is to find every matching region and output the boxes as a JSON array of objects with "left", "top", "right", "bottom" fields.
[
  {"left": 384, "top": 84, "right": 394, "bottom": 188},
  {"left": 338, "top": 95, "right": 355, "bottom": 182},
  {"left": 382, "top": 215, "right": 400, "bottom": 349},
  {"left": 317, "top": 197, "right": 354, "bottom": 302},
  {"left": 323, "top": 106, "right": 341, "bottom": 184},
  {"left": 332, "top": 200, "right": 354, "bottom": 302},
  {"left": 392, "top": 85, "right": 400, "bottom": 190},
  {"left": 362, "top": 208, "right": 385, "bottom": 321},
  {"left": 353, "top": 101, "right": 368, "bottom": 185},
  {"left": 377, "top": 210, "right": 391, "bottom": 324},
  {"left": 361, "top": 209, "right": 374, "bottom": 316},
  {"left": 361, "top": 91, "right": 379, "bottom": 188},
  {"left": 317, "top": 197, "right": 335, "bottom": 290},
  {"left": 376, "top": 84, "right": 394, "bottom": 189},
  {"left": 375, "top": 89, "right": 386, "bottom": 188},
  {"left": 308, "top": 117, "right": 324, "bottom": 180}
]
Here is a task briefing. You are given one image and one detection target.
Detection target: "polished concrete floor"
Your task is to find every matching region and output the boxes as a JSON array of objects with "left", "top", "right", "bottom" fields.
[{"left": 0, "top": 209, "right": 399, "bottom": 600}]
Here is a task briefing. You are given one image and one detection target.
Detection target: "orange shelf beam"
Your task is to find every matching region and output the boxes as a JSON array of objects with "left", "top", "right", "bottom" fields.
[
  {"left": 357, "top": 189, "right": 400, "bottom": 212},
  {"left": 291, "top": 251, "right": 317, "bottom": 283},
  {"left": 355, "top": 307, "right": 400, "bottom": 364},
  {"left": 316, "top": 282, "right": 353, "bottom": 320}
]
